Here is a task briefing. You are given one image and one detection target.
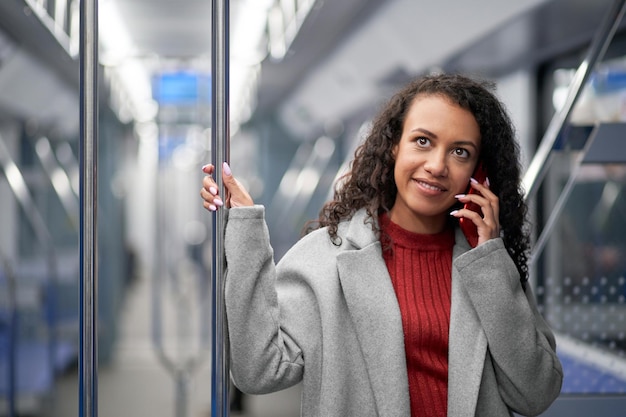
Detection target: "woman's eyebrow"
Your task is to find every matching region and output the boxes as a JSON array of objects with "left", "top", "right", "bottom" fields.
[{"left": 411, "top": 127, "right": 437, "bottom": 137}]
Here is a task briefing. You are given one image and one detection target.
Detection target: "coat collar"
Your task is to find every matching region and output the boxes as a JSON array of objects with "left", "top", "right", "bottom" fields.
[{"left": 337, "top": 210, "right": 487, "bottom": 417}]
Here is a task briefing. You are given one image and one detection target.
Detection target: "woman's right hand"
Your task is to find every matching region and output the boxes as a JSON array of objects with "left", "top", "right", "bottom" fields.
[{"left": 200, "top": 162, "right": 254, "bottom": 211}]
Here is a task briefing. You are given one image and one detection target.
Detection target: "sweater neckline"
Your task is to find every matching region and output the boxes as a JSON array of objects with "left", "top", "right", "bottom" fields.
[{"left": 379, "top": 213, "right": 454, "bottom": 251}]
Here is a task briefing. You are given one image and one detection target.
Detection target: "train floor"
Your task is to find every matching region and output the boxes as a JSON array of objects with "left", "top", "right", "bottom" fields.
[{"left": 39, "top": 275, "right": 301, "bottom": 417}]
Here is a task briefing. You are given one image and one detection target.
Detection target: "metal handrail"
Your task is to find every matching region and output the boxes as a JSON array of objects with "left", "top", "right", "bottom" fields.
[
  {"left": 522, "top": 0, "right": 626, "bottom": 203},
  {"left": 34, "top": 136, "right": 80, "bottom": 230},
  {"left": 529, "top": 125, "right": 602, "bottom": 265}
]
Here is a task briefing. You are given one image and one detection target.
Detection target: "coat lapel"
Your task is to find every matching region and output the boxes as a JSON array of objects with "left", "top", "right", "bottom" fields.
[
  {"left": 447, "top": 228, "right": 487, "bottom": 417},
  {"left": 336, "top": 212, "right": 410, "bottom": 417}
]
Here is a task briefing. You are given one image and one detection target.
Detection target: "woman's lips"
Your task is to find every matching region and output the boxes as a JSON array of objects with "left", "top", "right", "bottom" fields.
[{"left": 414, "top": 179, "right": 446, "bottom": 193}]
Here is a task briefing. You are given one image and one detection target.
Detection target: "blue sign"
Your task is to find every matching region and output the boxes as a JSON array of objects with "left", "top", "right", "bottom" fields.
[{"left": 153, "top": 71, "right": 211, "bottom": 104}]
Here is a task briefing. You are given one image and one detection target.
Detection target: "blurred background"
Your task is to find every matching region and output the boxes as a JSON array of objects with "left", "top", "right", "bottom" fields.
[{"left": 1, "top": 0, "right": 626, "bottom": 416}]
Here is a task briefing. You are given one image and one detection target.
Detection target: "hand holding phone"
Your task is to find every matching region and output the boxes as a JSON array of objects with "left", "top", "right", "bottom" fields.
[{"left": 459, "top": 163, "right": 488, "bottom": 248}]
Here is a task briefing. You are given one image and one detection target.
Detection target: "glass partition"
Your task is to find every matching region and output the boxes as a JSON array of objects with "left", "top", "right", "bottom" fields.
[{"left": 536, "top": 58, "right": 626, "bottom": 409}]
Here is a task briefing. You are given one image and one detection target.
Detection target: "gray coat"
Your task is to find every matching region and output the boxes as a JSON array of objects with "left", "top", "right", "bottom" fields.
[{"left": 224, "top": 206, "right": 563, "bottom": 417}]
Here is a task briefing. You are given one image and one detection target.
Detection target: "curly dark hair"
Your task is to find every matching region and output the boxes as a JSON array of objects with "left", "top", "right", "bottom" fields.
[{"left": 308, "top": 73, "right": 530, "bottom": 284}]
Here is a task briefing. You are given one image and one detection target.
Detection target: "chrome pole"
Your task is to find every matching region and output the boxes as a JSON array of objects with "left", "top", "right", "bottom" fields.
[
  {"left": 211, "top": 0, "right": 230, "bottom": 416},
  {"left": 79, "top": 0, "right": 99, "bottom": 416}
]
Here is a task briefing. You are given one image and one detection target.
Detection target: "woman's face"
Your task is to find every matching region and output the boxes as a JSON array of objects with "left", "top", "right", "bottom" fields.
[{"left": 390, "top": 94, "right": 481, "bottom": 234}]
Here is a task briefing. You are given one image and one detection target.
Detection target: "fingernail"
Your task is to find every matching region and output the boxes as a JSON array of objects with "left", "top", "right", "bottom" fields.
[
  {"left": 455, "top": 194, "right": 466, "bottom": 199},
  {"left": 209, "top": 204, "right": 217, "bottom": 212},
  {"left": 209, "top": 187, "right": 218, "bottom": 195},
  {"left": 202, "top": 164, "right": 210, "bottom": 171},
  {"left": 223, "top": 162, "right": 232, "bottom": 176},
  {"left": 450, "top": 210, "right": 459, "bottom": 216},
  {"left": 470, "top": 177, "right": 478, "bottom": 184},
  {"left": 486, "top": 177, "right": 490, "bottom": 187},
  {"left": 214, "top": 198, "right": 223, "bottom": 207}
]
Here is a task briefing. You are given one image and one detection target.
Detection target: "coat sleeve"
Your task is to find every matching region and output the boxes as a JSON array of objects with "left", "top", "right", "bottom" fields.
[
  {"left": 454, "top": 238, "right": 563, "bottom": 416},
  {"left": 223, "top": 205, "right": 312, "bottom": 394}
]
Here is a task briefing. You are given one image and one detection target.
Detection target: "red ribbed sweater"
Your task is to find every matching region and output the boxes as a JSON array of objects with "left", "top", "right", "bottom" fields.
[{"left": 380, "top": 214, "right": 454, "bottom": 417}]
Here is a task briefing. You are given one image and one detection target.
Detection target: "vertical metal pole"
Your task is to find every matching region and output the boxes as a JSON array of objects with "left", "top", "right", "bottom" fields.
[
  {"left": 79, "top": 0, "right": 99, "bottom": 416},
  {"left": 211, "top": 0, "right": 230, "bottom": 416}
]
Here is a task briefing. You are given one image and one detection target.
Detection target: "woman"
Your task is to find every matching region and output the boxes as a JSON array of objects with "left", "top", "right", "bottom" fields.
[{"left": 200, "top": 73, "right": 563, "bottom": 417}]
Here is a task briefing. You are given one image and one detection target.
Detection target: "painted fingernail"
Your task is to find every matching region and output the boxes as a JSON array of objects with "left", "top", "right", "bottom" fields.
[
  {"left": 202, "top": 164, "right": 210, "bottom": 171},
  {"left": 486, "top": 177, "right": 490, "bottom": 186},
  {"left": 455, "top": 194, "right": 466, "bottom": 199},
  {"left": 209, "top": 204, "right": 217, "bottom": 212},
  {"left": 209, "top": 187, "right": 218, "bottom": 195},
  {"left": 214, "top": 198, "right": 223, "bottom": 207},
  {"left": 223, "top": 162, "right": 232, "bottom": 176},
  {"left": 470, "top": 177, "right": 478, "bottom": 184},
  {"left": 450, "top": 210, "right": 459, "bottom": 216}
]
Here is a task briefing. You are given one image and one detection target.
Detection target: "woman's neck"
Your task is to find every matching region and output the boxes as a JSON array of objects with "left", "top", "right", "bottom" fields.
[{"left": 388, "top": 207, "right": 449, "bottom": 235}]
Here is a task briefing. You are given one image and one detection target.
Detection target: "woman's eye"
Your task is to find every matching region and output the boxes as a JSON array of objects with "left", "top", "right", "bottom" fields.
[
  {"left": 416, "top": 137, "right": 430, "bottom": 147},
  {"left": 453, "top": 148, "right": 470, "bottom": 158}
]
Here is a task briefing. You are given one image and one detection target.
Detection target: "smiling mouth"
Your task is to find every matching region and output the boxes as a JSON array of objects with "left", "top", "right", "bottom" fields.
[{"left": 415, "top": 180, "right": 445, "bottom": 192}]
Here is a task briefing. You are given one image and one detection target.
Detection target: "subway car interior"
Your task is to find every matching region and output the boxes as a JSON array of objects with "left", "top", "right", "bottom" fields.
[{"left": 1, "top": 0, "right": 626, "bottom": 416}]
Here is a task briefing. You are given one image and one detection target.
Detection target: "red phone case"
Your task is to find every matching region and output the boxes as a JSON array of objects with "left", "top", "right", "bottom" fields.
[{"left": 459, "top": 164, "right": 487, "bottom": 248}]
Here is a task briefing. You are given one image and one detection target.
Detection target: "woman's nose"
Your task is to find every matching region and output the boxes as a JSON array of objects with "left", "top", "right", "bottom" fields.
[{"left": 424, "top": 154, "right": 448, "bottom": 177}]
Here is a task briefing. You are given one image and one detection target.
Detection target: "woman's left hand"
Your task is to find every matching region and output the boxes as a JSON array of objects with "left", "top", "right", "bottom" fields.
[{"left": 452, "top": 177, "right": 500, "bottom": 246}]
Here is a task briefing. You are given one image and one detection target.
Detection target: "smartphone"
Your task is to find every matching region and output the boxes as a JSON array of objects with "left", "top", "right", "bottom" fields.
[{"left": 459, "top": 163, "right": 488, "bottom": 248}]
